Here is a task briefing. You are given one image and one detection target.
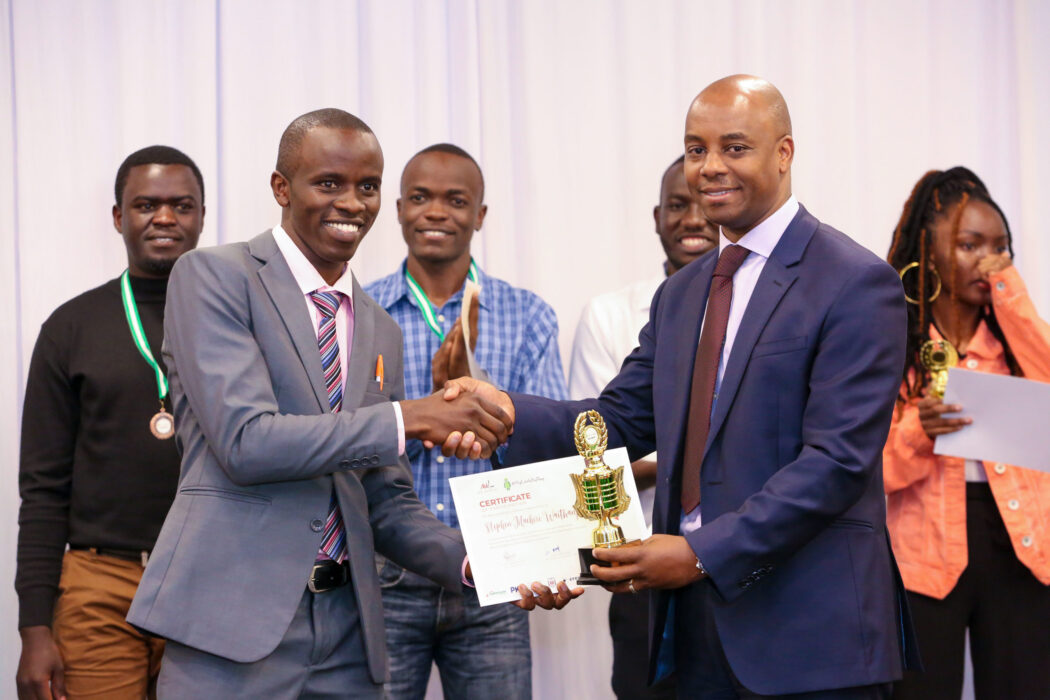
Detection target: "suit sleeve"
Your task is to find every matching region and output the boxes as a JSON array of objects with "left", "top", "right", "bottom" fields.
[
  {"left": 687, "top": 261, "right": 907, "bottom": 602},
  {"left": 361, "top": 336, "right": 466, "bottom": 592},
  {"left": 502, "top": 284, "right": 664, "bottom": 465},
  {"left": 164, "top": 250, "right": 401, "bottom": 486}
]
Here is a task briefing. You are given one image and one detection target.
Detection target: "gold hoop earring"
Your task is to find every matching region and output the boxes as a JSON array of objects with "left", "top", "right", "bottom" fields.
[{"left": 899, "top": 262, "right": 941, "bottom": 305}]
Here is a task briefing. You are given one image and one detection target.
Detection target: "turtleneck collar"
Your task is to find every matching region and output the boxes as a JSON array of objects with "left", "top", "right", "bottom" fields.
[{"left": 127, "top": 273, "right": 169, "bottom": 302}]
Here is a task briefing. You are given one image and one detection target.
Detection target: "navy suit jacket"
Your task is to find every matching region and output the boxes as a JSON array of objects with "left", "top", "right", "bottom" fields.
[{"left": 503, "top": 206, "right": 920, "bottom": 695}]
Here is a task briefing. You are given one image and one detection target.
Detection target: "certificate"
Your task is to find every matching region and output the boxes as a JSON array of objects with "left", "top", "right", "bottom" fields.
[{"left": 450, "top": 447, "right": 647, "bottom": 606}]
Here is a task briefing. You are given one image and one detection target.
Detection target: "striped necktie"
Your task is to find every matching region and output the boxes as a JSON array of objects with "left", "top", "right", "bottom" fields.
[{"left": 310, "top": 290, "right": 346, "bottom": 563}]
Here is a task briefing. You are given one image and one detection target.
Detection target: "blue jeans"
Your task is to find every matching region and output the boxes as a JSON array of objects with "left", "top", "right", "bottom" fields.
[{"left": 377, "top": 557, "right": 531, "bottom": 700}]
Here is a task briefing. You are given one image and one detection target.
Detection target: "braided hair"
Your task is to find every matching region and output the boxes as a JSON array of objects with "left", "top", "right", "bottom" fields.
[{"left": 886, "top": 167, "right": 1020, "bottom": 399}]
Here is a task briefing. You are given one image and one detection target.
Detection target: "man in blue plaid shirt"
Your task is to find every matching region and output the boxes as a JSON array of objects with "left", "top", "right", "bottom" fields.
[{"left": 365, "top": 143, "right": 567, "bottom": 699}]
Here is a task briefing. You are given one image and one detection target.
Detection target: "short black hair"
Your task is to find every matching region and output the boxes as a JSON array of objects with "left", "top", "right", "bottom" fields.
[
  {"left": 404, "top": 143, "right": 485, "bottom": 201},
  {"left": 276, "top": 108, "right": 375, "bottom": 176},
  {"left": 659, "top": 154, "right": 686, "bottom": 199},
  {"left": 114, "top": 145, "right": 204, "bottom": 207}
]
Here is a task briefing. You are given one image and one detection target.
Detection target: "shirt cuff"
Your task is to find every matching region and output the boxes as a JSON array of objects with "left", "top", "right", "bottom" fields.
[
  {"left": 461, "top": 556, "right": 474, "bottom": 588},
  {"left": 392, "top": 402, "right": 406, "bottom": 456}
]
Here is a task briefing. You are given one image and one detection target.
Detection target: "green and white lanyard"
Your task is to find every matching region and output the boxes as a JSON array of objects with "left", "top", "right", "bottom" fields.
[
  {"left": 404, "top": 259, "right": 479, "bottom": 342},
  {"left": 120, "top": 270, "right": 175, "bottom": 439}
]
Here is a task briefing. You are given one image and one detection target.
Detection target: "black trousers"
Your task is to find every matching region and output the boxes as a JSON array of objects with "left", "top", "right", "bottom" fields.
[
  {"left": 893, "top": 483, "right": 1050, "bottom": 700},
  {"left": 608, "top": 590, "right": 677, "bottom": 699}
]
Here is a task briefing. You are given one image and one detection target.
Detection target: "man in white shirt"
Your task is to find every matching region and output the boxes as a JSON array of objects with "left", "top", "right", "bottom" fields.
[{"left": 569, "top": 154, "right": 717, "bottom": 699}]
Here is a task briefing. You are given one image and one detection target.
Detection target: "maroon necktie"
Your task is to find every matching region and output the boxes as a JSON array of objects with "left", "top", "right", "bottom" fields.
[{"left": 681, "top": 244, "right": 751, "bottom": 513}]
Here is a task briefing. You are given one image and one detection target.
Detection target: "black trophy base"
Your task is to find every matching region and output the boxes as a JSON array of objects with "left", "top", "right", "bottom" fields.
[{"left": 578, "top": 540, "right": 641, "bottom": 585}]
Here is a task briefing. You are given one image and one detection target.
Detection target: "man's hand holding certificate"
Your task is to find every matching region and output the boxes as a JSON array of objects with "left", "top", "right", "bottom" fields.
[
  {"left": 441, "top": 378, "right": 707, "bottom": 607},
  {"left": 451, "top": 445, "right": 646, "bottom": 605}
]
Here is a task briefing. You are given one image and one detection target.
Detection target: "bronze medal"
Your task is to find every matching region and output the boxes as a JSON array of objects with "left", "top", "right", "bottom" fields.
[
  {"left": 121, "top": 271, "right": 176, "bottom": 442},
  {"left": 150, "top": 410, "right": 175, "bottom": 439}
]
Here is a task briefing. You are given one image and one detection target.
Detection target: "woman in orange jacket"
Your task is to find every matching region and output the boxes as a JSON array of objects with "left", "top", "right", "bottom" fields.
[{"left": 884, "top": 167, "right": 1050, "bottom": 700}]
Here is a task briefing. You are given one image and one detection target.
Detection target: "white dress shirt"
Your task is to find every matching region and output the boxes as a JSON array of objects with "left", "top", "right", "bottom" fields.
[
  {"left": 272, "top": 224, "right": 405, "bottom": 452},
  {"left": 711, "top": 195, "right": 799, "bottom": 388}
]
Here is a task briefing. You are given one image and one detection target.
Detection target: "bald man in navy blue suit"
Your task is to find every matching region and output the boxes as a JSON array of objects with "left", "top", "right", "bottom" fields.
[{"left": 444, "top": 76, "right": 921, "bottom": 699}]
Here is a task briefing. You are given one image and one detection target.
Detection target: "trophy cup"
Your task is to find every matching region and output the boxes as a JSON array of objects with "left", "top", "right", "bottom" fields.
[
  {"left": 570, "top": 410, "right": 640, "bottom": 584},
  {"left": 920, "top": 339, "right": 959, "bottom": 399}
]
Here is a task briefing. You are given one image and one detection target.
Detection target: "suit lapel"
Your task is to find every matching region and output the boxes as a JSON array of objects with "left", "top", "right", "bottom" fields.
[
  {"left": 252, "top": 231, "right": 329, "bottom": 413},
  {"left": 703, "top": 260, "right": 796, "bottom": 456},
  {"left": 663, "top": 255, "right": 717, "bottom": 496},
  {"left": 343, "top": 276, "right": 376, "bottom": 411},
  {"left": 702, "top": 206, "right": 817, "bottom": 459}
]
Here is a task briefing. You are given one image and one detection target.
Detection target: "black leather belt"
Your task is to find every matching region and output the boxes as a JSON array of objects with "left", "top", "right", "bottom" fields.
[
  {"left": 308, "top": 560, "right": 350, "bottom": 593},
  {"left": 70, "top": 545, "right": 149, "bottom": 565}
]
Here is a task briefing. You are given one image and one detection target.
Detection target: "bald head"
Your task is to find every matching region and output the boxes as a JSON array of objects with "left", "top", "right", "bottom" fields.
[
  {"left": 697, "top": 74, "right": 792, "bottom": 137},
  {"left": 683, "top": 74, "right": 795, "bottom": 240}
]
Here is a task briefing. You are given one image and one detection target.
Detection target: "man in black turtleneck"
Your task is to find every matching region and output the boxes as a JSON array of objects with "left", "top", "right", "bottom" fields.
[{"left": 16, "top": 146, "right": 205, "bottom": 700}]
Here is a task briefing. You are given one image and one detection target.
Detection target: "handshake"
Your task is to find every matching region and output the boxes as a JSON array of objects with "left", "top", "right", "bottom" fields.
[{"left": 400, "top": 377, "right": 516, "bottom": 460}]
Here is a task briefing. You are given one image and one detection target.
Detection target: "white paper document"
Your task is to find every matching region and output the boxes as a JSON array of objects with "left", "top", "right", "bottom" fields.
[
  {"left": 934, "top": 368, "right": 1050, "bottom": 474},
  {"left": 449, "top": 447, "right": 647, "bottom": 606}
]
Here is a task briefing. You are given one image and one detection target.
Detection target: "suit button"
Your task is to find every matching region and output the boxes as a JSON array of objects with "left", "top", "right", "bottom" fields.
[
  {"left": 370, "top": 456, "right": 380, "bottom": 465},
  {"left": 340, "top": 459, "right": 351, "bottom": 468},
  {"left": 1022, "top": 535, "right": 1034, "bottom": 547},
  {"left": 966, "top": 359, "right": 978, "bottom": 369},
  {"left": 993, "top": 463, "right": 1006, "bottom": 475},
  {"left": 310, "top": 519, "right": 324, "bottom": 532},
  {"left": 996, "top": 281, "right": 1006, "bottom": 291},
  {"left": 1008, "top": 499, "right": 1020, "bottom": 511}
]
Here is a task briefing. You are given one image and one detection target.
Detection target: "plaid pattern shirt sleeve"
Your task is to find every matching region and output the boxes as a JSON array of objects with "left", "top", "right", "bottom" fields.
[{"left": 365, "top": 262, "right": 568, "bottom": 528}]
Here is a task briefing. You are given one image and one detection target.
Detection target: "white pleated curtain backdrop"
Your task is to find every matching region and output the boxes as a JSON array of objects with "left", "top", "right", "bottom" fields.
[{"left": 3, "top": 1, "right": 1048, "bottom": 698}]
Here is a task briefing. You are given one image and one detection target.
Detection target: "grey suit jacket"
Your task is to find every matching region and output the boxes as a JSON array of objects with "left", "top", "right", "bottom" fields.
[{"left": 127, "top": 231, "right": 466, "bottom": 684}]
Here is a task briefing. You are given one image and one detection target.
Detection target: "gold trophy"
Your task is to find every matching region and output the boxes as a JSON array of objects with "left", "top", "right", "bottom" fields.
[
  {"left": 920, "top": 339, "right": 959, "bottom": 399},
  {"left": 570, "top": 410, "right": 640, "bottom": 584}
]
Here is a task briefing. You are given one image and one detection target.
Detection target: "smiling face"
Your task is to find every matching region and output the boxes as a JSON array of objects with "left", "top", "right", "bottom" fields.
[
  {"left": 655, "top": 162, "right": 719, "bottom": 273},
  {"left": 931, "top": 199, "right": 1010, "bottom": 308},
  {"left": 113, "top": 163, "right": 204, "bottom": 278},
  {"left": 397, "top": 151, "right": 486, "bottom": 268},
  {"left": 683, "top": 78, "right": 793, "bottom": 240},
  {"left": 270, "top": 126, "right": 383, "bottom": 284}
]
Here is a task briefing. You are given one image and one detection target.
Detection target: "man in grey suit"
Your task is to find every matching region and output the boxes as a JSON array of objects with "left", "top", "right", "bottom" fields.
[{"left": 127, "top": 109, "right": 573, "bottom": 698}]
